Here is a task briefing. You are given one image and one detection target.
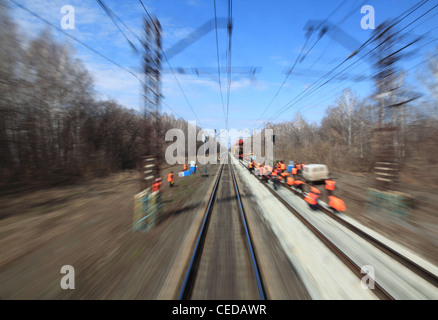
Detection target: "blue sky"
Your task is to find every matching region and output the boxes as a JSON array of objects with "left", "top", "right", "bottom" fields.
[{"left": 8, "top": 0, "right": 438, "bottom": 132}]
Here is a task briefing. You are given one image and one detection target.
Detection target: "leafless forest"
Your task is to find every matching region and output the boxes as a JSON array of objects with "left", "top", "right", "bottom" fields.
[
  {"left": 264, "top": 23, "right": 438, "bottom": 188},
  {"left": 0, "top": 2, "right": 206, "bottom": 193},
  {"left": 267, "top": 82, "right": 438, "bottom": 187},
  {"left": 1, "top": 1, "right": 437, "bottom": 194}
]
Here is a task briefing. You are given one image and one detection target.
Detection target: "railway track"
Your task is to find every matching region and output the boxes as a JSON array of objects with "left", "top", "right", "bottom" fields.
[
  {"left": 236, "top": 158, "right": 438, "bottom": 299},
  {"left": 280, "top": 178, "right": 438, "bottom": 289},
  {"left": 178, "top": 158, "right": 265, "bottom": 300}
]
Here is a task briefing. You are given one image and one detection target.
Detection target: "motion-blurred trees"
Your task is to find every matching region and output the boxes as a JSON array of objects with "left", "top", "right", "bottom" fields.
[
  {"left": 269, "top": 52, "right": 438, "bottom": 186},
  {"left": 0, "top": 2, "right": 191, "bottom": 191}
]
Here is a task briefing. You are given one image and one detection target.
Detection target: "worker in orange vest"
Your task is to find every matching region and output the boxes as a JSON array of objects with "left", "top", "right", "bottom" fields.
[
  {"left": 287, "top": 177, "right": 295, "bottom": 186},
  {"left": 325, "top": 179, "right": 336, "bottom": 196},
  {"left": 296, "top": 163, "right": 301, "bottom": 175},
  {"left": 183, "top": 164, "right": 187, "bottom": 171},
  {"left": 328, "top": 196, "right": 346, "bottom": 212},
  {"left": 152, "top": 178, "right": 162, "bottom": 192},
  {"left": 310, "top": 186, "right": 321, "bottom": 195},
  {"left": 291, "top": 167, "right": 297, "bottom": 178},
  {"left": 294, "top": 180, "right": 305, "bottom": 192},
  {"left": 305, "top": 186, "right": 320, "bottom": 210},
  {"left": 305, "top": 191, "right": 319, "bottom": 210},
  {"left": 168, "top": 171, "right": 174, "bottom": 187},
  {"left": 279, "top": 172, "right": 288, "bottom": 183},
  {"left": 248, "top": 160, "right": 254, "bottom": 174},
  {"left": 280, "top": 162, "right": 286, "bottom": 172}
]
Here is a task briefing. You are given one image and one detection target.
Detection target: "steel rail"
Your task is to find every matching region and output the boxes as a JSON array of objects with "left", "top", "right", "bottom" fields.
[
  {"left": 178, "top": 164, "right": 224, "bottom": 300},
  {"left": 230, "top": 157, "right": 266, "bottom": 300},
  {"left": 178, "top": 160, "right": 266, "bottom": 300},
  {"left": 236, "top": 159, "right": 394, "bottom": 300},
  {"left": 281, "top": 180, "right": 438, "bottom": 288}
]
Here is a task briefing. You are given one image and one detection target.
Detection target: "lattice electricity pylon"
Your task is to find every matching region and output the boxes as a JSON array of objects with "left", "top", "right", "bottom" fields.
[
  {"left": 162, "top": 18, "right": 259, "bottom": 81},
  {"left": 141, "top": 15, "right": 162, "bottom": 190},
  {"left": 304, "top": 20, "right": 365, "bottom": 61},
  {"left": 163, "top": 18, "right": 228, "bottom": 60},
  {"left": 370, "top": 21, "right": 418, "bottom": 191}
]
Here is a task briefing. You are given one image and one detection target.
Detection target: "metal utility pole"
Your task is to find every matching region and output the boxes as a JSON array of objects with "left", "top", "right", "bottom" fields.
[
  {"left": 372, "top": 21, "right": 400, "bottom": 191},
  {"left": 371, "top": 21, "right": 418, "bottom": 191},
  {"left": 139, "top": 15, "right": 162, "bottom": 191}
]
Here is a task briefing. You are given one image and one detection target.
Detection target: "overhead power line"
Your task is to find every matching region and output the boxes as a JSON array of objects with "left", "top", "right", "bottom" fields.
[
  {"left": 95, "top": 0, "right": 141, "bottom": 52},
  {"left": 9, "top": 0, "right": 148, "bottom": 85},
  {"left": 10, "top": 0, "right": 185, "bottom": 121},
  {"left": 258, "top": 0, "right": 433, "bottom": 128},
  {"left": 225, "top": 0, "right": 233, "bottom": 130},
  {"left": 252, "top": 0, "right": 349, "bottom": 128},
  {"left": 213, "top": 0, "right": 226, "bottom": 122}
]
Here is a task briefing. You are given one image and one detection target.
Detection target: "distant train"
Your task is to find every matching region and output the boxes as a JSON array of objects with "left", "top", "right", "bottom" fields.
[{"left": 233, "top": 139, "right": 244, "bottom": 159}]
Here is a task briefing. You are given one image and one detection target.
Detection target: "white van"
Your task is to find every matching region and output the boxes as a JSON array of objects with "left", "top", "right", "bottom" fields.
[{"left": 302, "top": 164, "right": 329, "bottom": 183}]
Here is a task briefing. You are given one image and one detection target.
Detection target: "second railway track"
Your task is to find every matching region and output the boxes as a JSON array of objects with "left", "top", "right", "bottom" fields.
[{"left": 236, "top": 158, "right": 438, "bottom": 299}]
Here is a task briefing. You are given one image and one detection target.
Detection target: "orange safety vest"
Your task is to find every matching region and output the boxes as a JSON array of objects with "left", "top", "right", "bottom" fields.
[
  {"left": 305, "top": 195, "right": 317, "bottom": 205},
  {"left": 310, "top": 186, "right": 321, "bottom": 194},
  {"left": 248, "top": 162, "right": 253, "bottom": 168},
  {"left": 287, "top": 177, "right": 295, "bottom": 185},
  {"left": 271, "top": 170, "right": 277, "bottom": 176},
  {"left": 281, "top": 163, "right": 286, "bottom": 171},
  {"left": 325, "top": 180, "right": 336, "bottom": 191},
  {"left": 257, "top": 163, "right": 261, "bottom": 169},
  {"left": 294, "top": 180, "right": 304, "bottom": 186},
  {"left": 183, "top": 164, "right": 187, "bottom": 170},
  {"left": 152, "top": 182, "right": 161, "bottom": 192},
  {"left": 292, "top": 168, "right": 297, "bottom": 175},
  {"left": 296, "top": 164, "right": 301, "bottom": 170},
  {"left": 309, "top": 192, "right": 319, "bottom": 201},
  {"left": 168, "top": 173, "right": 174, "bottom": 182},
  {"left": 329, "top": 196, "right": 346, "bottom": 212}
]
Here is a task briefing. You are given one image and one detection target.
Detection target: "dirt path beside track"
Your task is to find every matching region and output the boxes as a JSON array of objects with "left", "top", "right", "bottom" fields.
[{"left": 0, "top": 164, "right": 218, "bottom": 299}]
